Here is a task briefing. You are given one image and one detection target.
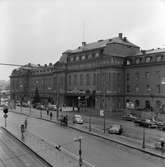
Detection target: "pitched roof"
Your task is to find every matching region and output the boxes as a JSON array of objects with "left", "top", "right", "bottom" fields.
[{"left": 65, "top": 36, "right": 139, "bottom": 54}]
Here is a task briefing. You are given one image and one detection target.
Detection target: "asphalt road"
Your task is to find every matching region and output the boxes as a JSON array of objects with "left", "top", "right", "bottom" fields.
[{"left": 1, "top": 110, "right": 165, "bottom": 167}]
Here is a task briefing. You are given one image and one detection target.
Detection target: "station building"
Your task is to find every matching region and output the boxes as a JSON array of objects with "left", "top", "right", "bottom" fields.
[{"left": 10, "top": 33, "right": 165, "bottom": 115}]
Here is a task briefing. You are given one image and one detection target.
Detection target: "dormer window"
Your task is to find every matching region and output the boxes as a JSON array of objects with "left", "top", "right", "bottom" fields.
[
  {"left": 156, "top": 55, "right": 163, "bottom": 62},
  {"left": 135, "top": 58, "right": 140, "bottom": 64},
  {"left": 70, "top": 57, "right": 74, "bottom": 62},
  {"left": 126, "top": 60, "right": 131, "bottom": 65},
  {"left": 145, "top": 56, "right": 152, "bottom": 63},
  {"left": 82, "top": 55, "right": 86, "bottom": 60},
  {"left": 88, "top": 54, "right": 92, "bottom": 59},
  {"left": 76, "top": 56, "right": 79, "bottom": 61},
  {"left": 95, "top": 53, "right": 99, "bottom": 58}
]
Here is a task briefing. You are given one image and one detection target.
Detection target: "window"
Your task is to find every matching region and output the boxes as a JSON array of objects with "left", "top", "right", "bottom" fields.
[
  {"left": 135, "top": 85, "right": 139, "bottom": 92},
  {"left": 145, "top": 56, "right": 152, "bottom": 63},
  {"left": 82, "top": 55, "right": 86, "bottom": 60},
  {"left": 145, "top": 72, "right": 150, "bottom": 79},
  {"left": 127, "top": 85, "right": 130, "bottom": 93},
  {"left": 76, "top": 56, "right": 79, "bottom": 61},
  {"left": 80, "top": 74, "right": 83, "bottom": 85},
  {"left": 86, "top": 73, "right": 90, "bottom": 85},
  {"left": 135, "top": 58, "right": 140, "bottom": 64},
  {"left": 88, "top": 54, "right": 92, "bottom": 59},
  {"left": 146, "top": 84, "right": 151, "bottom": 92},
  {"left": 74, "top": 74, "right": 77, "bottom": 85},
  {"left": 70, "top": 57, "right": 74, "bottom": 62},
  {"left": 126, "top": 60, "right": 131, "bottom": 65},
  {"left": 157, "top": 84, "right": 160, "bottom": 93},
  {"left": 135, "top": 72, "right": 140, "bottom": 80},
  {"left": 126, "top": 73, "right": 130, "bottom": 81},
  {"left": 135, "top": 100, "right": 140, "bottom": 107},
  {"left": 68, "top": 75, "right": 71, "bottom": 86},
  {"left": 156, "top": 55, "right": 162, "bottom": 62},
  {"left": 93, "top": 73, "right": 96, "bottom": 85},
  {"left": 155, "top": 71, "right": 160, "bottom": 78},
  {"left": 95, "top": 53, "right": 99, "bottom": 58}
]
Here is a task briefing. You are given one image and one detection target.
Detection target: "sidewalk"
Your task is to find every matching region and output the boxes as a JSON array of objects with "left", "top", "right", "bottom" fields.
[{"left": 10, "top": 107, "right": 165, "bottom": 159}]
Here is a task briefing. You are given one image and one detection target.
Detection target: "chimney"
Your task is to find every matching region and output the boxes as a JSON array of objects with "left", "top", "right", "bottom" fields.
[
  {"left": 118, "top": 33, "right": 123, "bottom": 39},
  {"left": 123, "top": 37, "right": 127, "bottom": 42},
  {"left": 82, "top": 42, "right": 86, "bottom": 47}
]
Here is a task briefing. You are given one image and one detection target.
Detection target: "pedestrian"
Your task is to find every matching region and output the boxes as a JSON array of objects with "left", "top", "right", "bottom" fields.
[
  {"left": 50, "top": 112, "right": 53, "bottom": 120},
  {"left": 47, "top": 109, "right": 49, "bottom": 115}
]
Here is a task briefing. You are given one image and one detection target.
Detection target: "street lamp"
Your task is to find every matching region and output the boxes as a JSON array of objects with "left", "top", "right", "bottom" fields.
[
  {"left": 142, "top": 126, "right": 145, "bottom": 149},
  {"left": 74, "top": 136, "right": 83, "bottom": 167},
  {"left": 78, "top": 96, "right": 81, "bottom": 112}
]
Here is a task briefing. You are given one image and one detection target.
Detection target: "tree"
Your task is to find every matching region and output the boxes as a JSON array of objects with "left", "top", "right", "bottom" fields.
[{"left": 32, "top": 87, "right": 40, "bottom": 104}]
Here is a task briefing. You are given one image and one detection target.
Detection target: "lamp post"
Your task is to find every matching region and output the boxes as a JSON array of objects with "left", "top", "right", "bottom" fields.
[
  {"left": 142, "top": 126, "right": 145, "bottom": 149},
  {"left": 74, "top": 136, "right": 83, "bottom": 167},
  {"left": 78, "top": 96, "right": 81, "bottom": 112}
]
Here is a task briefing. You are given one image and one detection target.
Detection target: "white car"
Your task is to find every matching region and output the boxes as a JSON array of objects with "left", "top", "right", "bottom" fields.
[
  {"left": 108, "top": 124, "right": 123, "bottom": 135},
  {"left": 73, "top": 115, "right": 83, "bottom": 124}
]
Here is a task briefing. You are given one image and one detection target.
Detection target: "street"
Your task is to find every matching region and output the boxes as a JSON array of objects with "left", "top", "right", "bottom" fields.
[{"left": 1, "top": 108, "right": 165, "bottom": 167}]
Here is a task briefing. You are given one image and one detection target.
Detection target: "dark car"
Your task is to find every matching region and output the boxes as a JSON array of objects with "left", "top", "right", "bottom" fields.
[
  {"left": 154, "top": 121, "right": 165, "bottom": 131},
  {"left": 122, "top": 114, "right": 137, "bottom": 121},
  {"left": 134, "top": 118, "right": 157, "bottom": 128}
]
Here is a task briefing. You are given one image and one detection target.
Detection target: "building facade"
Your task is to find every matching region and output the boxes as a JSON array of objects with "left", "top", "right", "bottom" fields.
[{"left": 10, "top": 33, "right": 165, "bottom": 115}]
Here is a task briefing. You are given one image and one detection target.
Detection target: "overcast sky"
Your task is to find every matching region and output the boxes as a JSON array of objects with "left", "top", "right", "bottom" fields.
[{"left": 0, "top": 0, "right": 165, "bottom": 81}]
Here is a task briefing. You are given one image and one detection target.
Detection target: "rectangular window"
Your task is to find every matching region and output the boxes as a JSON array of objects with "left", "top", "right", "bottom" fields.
[
  {"left": 127, "top": 85, "right": 130, "bottom": 93},
  {"left": 68, "top": 75, "right": 71, "bottom": 86},
  {"left": 135, "top": 72, "right": 140, "bottom": 80},
  {"left": 145, "top": 72, "right": 150, "bottom": 79},
  {"left": 157, "top": 84, "right": 160, "bottom": 93},
  {"left": 93, "top": 73, "right": 96, "bottom": 85},
  {"left": 126, "top": 73, "right": 130, "bottom": 81},
  {"left": 80, "top": 74, "right": 83, "bottom": 85},
  {"left": 74, "top": 74, "right": 77, "bottom": 85},
  {"left": 146, "top": 84, "right": 151, "bottom": 92},
  {"left": 86, "top": 74, "right": 90, "bottom": 85}
]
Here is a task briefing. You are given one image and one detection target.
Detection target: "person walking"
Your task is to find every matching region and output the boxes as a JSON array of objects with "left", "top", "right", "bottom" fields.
[
  {"left": 50, "top": 112, "right": 53, "bottom": 120},
  {"left": 47, "top": 109, "right": 49, "bottom": 115}
]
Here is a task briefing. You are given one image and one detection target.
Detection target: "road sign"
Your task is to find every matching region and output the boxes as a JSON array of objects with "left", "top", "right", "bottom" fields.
[
  {"left": 100, "top": 110, "right": 104, "bottom": 116},
  {"left": 3, "top": 114, "right": 8, "bottom": 118}
]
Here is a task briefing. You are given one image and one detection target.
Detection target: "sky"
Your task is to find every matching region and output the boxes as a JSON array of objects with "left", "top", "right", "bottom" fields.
[{"left": 0, "top": 0, "right": 165, "bottom": 81}]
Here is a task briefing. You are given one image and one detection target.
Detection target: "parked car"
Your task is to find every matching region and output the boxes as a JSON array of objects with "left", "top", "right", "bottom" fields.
[
  {"left": 122, "top": 114, "right": 137, "bottom": 121},
  {"left": 73, "top": 115, "right": 83, "bottom": 124},
  {"left": 36, "top": 104, "right": 45, "bottom": 110},
  {"left": 108, "top": 124, "right": 123, "bottom": 135},
  {"left": 154, "top": 121, "right": 165, "bottom": 131},
  {"left": 134, "top": 118, "right": 157, "bottom": 128},
  {"left": 155, "top": 138, "right": 165, "bottom": 150},
  {"left": 48, "top": 104, "right": 57, "bottom": 111}
]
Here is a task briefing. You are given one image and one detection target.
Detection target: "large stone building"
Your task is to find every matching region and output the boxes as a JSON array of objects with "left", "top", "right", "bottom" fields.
[{"left": 10, "top": 33, "right": 165, "bottom": 115}]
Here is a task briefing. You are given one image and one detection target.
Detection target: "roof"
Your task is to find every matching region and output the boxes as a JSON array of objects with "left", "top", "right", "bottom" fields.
[
  {"left": 65, "top": 36, "right": 139, "bottom": 54},
  {"left": 136, "top": 48, "right": 165, "bottom": 56}
]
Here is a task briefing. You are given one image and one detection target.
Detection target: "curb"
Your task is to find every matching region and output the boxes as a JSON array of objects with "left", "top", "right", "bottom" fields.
[
  {"left": 10, "top": 110, "right": 165, "bottom": 159},
  {"left": 1, "top": 127, "right": 53, "bottom": 167}
]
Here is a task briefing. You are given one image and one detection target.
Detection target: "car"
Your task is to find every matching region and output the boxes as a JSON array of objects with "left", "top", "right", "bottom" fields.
[
  {"left": 73, "top": 115, "right": 83, "bottom": 124},
  {"left": 122, "top": 114, "right": 137, "bottom": 121},
  {"left": 36, "top": 104, "right": 45, "bottom": 110},
  {"left": 108, "top": 124, "right": 123, "bottom": 135},
  {"left": 134, "top": 119, "right": 157, "bottom": 128},
  {"left": 155, "top": 138, "right": 165, "bottom": 150},
  {"left": 48, "top": 104, "right": 57, "bottom": 111},
  {"left": 154, "top": 121, "right": 165, "bottom": 131}
]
